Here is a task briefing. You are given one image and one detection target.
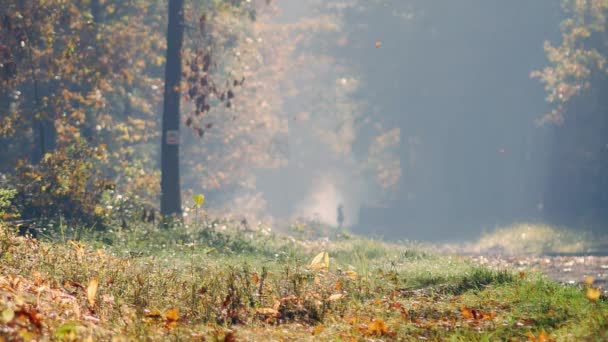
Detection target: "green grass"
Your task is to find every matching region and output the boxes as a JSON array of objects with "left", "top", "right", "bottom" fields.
[
  {"left": 445, "top": 222, "right": 607, "bottom": 255},
  {"left": 0, "top": 220, "right": 606, "bottom": 341}
]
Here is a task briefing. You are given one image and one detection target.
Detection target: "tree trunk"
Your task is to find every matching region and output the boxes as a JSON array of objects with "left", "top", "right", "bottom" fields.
[{"left": 160, "top": 0, "right": 184, "bottom": 217}]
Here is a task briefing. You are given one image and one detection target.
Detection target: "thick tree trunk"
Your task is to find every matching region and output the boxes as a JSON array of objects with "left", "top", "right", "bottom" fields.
[{"left": 160, "top": 0, "right": 184, "bottom": 217}]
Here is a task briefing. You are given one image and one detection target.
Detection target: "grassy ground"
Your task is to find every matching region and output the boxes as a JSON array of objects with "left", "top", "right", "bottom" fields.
[{"left": 0, "top": 220, "right": 607, "bottom": 341}]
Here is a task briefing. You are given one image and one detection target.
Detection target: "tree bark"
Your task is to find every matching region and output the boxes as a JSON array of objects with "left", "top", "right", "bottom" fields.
[{"left": 160, "top": 0, "right": 184, "bottom": 217}]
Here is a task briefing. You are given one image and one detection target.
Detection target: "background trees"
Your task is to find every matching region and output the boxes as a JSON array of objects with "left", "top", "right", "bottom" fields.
[{"left": 0, "top": 0, "right": 606, "bottom": 239}]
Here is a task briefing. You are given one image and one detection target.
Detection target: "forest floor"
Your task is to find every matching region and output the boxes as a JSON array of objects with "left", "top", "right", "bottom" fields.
[{"left": 0, "top": 221, "right": 607, "bottom": 341}]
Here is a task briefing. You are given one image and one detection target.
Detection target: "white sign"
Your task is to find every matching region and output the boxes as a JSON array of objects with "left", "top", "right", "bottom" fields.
[{"left": 166, "top": 130, "right": 179, "bottom": 145}]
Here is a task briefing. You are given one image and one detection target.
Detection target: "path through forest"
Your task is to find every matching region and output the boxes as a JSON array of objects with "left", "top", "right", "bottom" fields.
[{"left": 470, "top": 254, "right": 608, "bottom": 295}]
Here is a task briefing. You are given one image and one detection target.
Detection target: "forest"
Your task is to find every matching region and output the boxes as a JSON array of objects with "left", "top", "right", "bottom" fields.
[{"left": 0, "top": 0, "right": 607, "bottom": 340}]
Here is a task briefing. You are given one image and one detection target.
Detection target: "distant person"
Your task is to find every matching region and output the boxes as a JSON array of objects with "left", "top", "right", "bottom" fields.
[{"left": 337, "top": 204, "right": 344, "bottom": 228}]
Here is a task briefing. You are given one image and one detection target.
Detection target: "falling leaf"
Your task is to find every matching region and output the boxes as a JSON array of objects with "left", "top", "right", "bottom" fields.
[
  {"left": 87, "top": 278, "right": 98, "bottom": 307},
  {"left": 367, "top": 319, "right": 388, "bottom": 336},
  {"left": 310, "top": 251, "right": 329, "bottom": 270},
  {"left": 584, "top": 276, "right": 595, "bottom": 286},
  {"left": 164, "top": 308, "right": 179, "bottom": 329},
  {"left": 335, "top": 279, "right": 343, "bottom": 291},
  {"left": 252, "top": 272, "right": 259, "bottom": 285},
  {"left": 375, "top": 40, "right": 382, "bottom": 48},
  {"left": 586, "top": 287, "right": 601, "bottom": 301}
]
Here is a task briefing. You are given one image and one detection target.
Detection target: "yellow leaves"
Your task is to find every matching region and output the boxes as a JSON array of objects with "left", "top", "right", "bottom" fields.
[
  {"left": 154, "top": 56, "right": 165, "bottom": 66},
  {"left": 528, "top": 329, "right": 555, "bottom": 342},
  {"left": 584, "top": 276, "right": 602, "bottom": 302},
  {"left": 86, "top": 278, "right": 98, "bottom": 307},
  {"left": 586, "top": 287, "right": 601, "bottom": 301},
  {"left": 192, "top": 194, "right": 205, "bottom": 208},
  {"left": 164, "top": 308, "right": 179, "bottom": 329},
  {"left": 309, "top": 251, "right": 329, "bottom": 271},
  {"left": 127, "top": 117, "right": 148, "bottom": 131}
]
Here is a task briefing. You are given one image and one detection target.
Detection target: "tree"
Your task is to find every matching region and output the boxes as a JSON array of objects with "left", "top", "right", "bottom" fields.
[
  {"left": 160, "top": 0, "right": 185, "bottom": 217},
  {"left": 532, "top": 0, "right": 608, "bottom": 228}
]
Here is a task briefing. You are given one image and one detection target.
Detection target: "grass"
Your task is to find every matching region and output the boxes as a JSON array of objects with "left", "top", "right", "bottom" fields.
[
  {"left": 442, "top": 222, "right": 607, "bottom": 256},
  {"left": 0, "top": 220, "right": 607, "bottom": 341}
]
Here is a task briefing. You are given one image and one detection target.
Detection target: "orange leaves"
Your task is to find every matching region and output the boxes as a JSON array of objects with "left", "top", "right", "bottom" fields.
[
  {"left": 459, "top": 305, "right": 496, "bottom": 321},
  {"left": 143, "top": 307, "right": 180, "bottom": 329},
  {"left": 367, "top": 318, "right": 389, "bottom": 336},
  {"left": 164, "top": 308, "right": 179, "bottom": 329},
  {"left": 345, "top": 315, "right": 394, "bottom": 338},
  {"left": 528, "top": 329, "right": 555, "bottom": 342}
]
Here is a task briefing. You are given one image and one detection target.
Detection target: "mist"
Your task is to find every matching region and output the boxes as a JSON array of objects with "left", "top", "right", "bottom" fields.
[{"left": 194, "top": 0, "right": 607, "bottom": 242}]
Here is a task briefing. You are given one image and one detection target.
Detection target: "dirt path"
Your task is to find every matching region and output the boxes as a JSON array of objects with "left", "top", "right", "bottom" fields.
[{"left": 469, "top": 254, "right": 608, "bottom": 294}]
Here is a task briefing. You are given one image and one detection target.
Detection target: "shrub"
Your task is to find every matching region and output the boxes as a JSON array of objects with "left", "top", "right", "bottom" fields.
[
  {"left": 11, "top": 140, "right": 113, "bottom": 231},
  {"left": 0, "top": 186, "right": 18, "bottom": 221}
]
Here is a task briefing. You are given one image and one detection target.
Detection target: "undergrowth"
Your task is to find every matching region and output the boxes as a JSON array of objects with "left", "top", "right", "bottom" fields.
[{"left": 0, "top": 220, "right": 606, "bottom": 341}]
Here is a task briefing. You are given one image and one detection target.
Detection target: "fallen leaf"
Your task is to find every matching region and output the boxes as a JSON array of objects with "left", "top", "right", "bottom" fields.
[
  {"left": 224, "top": 331, "right": 236, "bottom": 342},
  {"left": 2, "top": 308, "right": 14, "bottom": 323},
  {"left": 367, "top": 319, "right": 388, "bottom": 336},
  {"left": 344, "top": 270, "right": 358, "bottom": 280},
  {"left": 252, "top": 272, "right": 259, "bottom": 285},
  {"left": 144, "top": 308, "right": 162, "bottom": 318},
  {"left": 312, "top": 324, "right": 325, "bottom": 335},
  {"left": 586, "top": 287, "right": 601, "bottom": 301},
  {"left": 256, "top": 307, "right": 279, "bottom": 317},
  {"left": 87, "top": 278, "right": 98, "bottom": 306},
  {"left": 528, "top": 329, "right": 555, "bottom": 342},
  {"left": 584, "top": 276, "right": 595, "bottom": 286},
  {"left": 335, "top": 279, "right": 343, "bottom": 291},
  {"left": 164, "top": 308, "right": 179, "bottom": 328},
  {"left": 310, "top": 251, "right": 329, "bottom": 270},
  {"left": 460, "top": 305, "right": 495, "bottom": 320},
  {"left": 328, "top": 293, "right": 344, "bottom": 302}
]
